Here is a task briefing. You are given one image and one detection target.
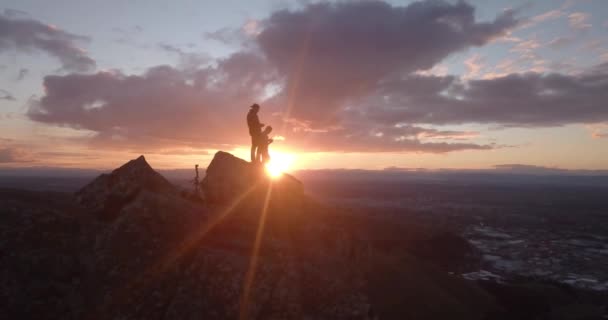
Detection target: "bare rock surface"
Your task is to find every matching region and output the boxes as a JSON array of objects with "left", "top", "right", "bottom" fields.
[
  {"left": 201, "top": 151, "right": 303, "bottom": 205},
  {"left": 75, "top": 155, "right": 176, "bottom": 220}
]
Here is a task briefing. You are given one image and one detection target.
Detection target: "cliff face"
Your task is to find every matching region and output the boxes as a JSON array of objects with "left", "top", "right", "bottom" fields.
[{"left": 3, "top": 152, "right": 599, "bottom": 320}]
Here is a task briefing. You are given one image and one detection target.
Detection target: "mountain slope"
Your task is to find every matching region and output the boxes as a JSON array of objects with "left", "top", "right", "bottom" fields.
[{"left": 2, "top": 153, "right": 603, "bottom": 319}]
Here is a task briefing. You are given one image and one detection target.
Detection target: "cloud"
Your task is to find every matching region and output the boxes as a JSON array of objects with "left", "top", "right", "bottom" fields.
[
  {"left": 547, "top": 36, "right": 575, "bottom": 49},
  {"left": 0, "top": 89, "right": 15, "bottom": 101},
  {"left": 27, "top": 53, "right": 274, "bottom": 151},
  {"left": 0, "top": 11, "right": 95, "bottom": 72},
  {"left": 0, "top": 147, "right": 32, "bottom": 163},
  {"left": 414, "top": 63, "right": 449, "bottom": 77},
  {"left": 204, "top": 19, "right": 261, "bottom": 49},
  {"left": 279, "top": 122, "right": 493, "bottom": 153},
  {"left": 256, "top": 0, "right": 518, "bottom": 125},
  {"left": 361, "top": 64, "right": 608, "bottom": 126},
  {"left": 568, "top": 12, "right": 591, "bottom": 30},
  {"left": 27, "top": 1, "right": 608, "bottom": 152},
  {"left": 531, "top": 9, "right": 564, "bottom": 23},
  {"left": 518, "top": 9, "right": 564, "bottom": 29},
  {"left": 158, "top": 43, "right": 210, "bottom": 70},
  {"left": 464, "top": 54, "right": 485, "bottom": 79},
  {"left": 26, "top": 53, "right": 493, "bottom": 154},
  {"left": 587, "top": 123, "right": 608, "bottom": 139},
  {"left": 511, "top": 38, "right": 541, "bottom": 56},
  {"left": 27, "top": 1, "right": 607, "bottom": 153}
]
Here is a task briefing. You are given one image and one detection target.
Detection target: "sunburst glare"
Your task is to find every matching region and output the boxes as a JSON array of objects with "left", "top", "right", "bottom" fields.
[{"left": 265, "top": 152, "right": 295, "bottom": 178}]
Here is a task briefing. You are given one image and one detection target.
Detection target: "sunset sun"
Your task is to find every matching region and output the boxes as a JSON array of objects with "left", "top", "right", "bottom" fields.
[{"left": 265, "top": 153, "right": 295, "bottom": 178}]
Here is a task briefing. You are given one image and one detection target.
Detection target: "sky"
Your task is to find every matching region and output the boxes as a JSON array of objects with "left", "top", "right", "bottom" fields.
[{"left": 1, "top": 0, "right": 607, "bottom": 171}]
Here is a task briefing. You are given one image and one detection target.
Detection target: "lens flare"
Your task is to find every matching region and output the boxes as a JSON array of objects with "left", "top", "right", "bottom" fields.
[{"left": 264, "top": 152, "right": 294, "bottom": 178}]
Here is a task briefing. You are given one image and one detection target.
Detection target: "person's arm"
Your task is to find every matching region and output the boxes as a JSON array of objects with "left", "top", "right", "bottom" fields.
[{"left": 268, "top": 138, "right": 273, "bottom": 144}]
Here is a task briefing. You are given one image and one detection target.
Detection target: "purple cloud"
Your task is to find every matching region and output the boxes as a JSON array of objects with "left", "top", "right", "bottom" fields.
[
  {"left": 27, "top": 53, "right": 273, "bottom": 150},
  {"left": 257, "top": 0, "right": 517, "bottom": 125},
  {"left": 361, "top": 65, "right": 608, "bottom": 126},
  {"left": 0, "top": 11, "right": 95, "bottom": 72},
  {"left": 26, "top": 51, "right": 492, "bottom": 153},
  {"left": 27, "top": 1, "right": 607, "bottom": 154}
]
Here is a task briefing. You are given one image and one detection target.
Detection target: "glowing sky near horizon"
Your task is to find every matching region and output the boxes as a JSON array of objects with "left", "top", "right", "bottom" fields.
[{"left": 1, "top": 0, "right": 607, "bottom": 171}]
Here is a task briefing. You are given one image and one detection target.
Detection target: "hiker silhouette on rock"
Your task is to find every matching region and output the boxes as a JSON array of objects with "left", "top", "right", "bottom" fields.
[
  {"left": 247, "top": 103, "right": 264, "bottom": 163},
  {"left": 258, "top": 125, "right": 274, "bottom": 164}
]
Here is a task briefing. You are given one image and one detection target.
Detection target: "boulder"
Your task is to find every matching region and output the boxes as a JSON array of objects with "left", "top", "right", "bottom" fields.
[{"left": 201, "top": 151, "right": 304, "bottom": 206}]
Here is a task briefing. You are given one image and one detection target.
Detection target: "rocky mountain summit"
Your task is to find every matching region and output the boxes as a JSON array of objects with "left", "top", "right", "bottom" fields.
[
  {"left": 1, "top": 151, "right": 606, "bottom": 319},
  {"left": 201, "top": 151, "right": 303, "bottom": 205},
  {"left": 76, "top": 155, "right": 176, "bottom": 220}
]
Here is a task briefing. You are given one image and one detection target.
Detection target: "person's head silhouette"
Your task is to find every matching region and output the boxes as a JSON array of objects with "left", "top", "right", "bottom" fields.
[{"left": 250, "top": 103, "right": 260, "bottom": 112}]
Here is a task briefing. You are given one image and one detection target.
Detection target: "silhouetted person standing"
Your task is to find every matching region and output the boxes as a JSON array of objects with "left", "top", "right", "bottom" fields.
[
  {"left": 247, "top": 103, "right": 264, "bottom": 162},
  {"left": 258, "top": 126, "right": 274, "bottom": 164}
]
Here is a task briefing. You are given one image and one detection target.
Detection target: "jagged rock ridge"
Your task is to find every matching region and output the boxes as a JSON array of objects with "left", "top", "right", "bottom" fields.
[{"left": 75, "top": 155, "right": 176, "bottom": 220}]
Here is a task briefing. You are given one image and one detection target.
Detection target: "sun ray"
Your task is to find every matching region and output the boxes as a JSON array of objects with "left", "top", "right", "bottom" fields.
[
  {"left": 91, "top": 183, "right": 261, "bottom": 317},
  {"left": 279, "top": 23, "right": 313, "bottom": 136},
  {"left": 265, "top": 152, "right": 295, "bottom": 178},
  {"left": 239, "top": 181, "right": 273, "bottom": 320}
]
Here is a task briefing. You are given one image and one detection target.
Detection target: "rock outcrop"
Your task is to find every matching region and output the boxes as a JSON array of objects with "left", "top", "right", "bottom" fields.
[
  {"left": 201, "top": 151, "right": 303, "bottom": 205},
  {"left": 76, "top": 152, "right": 498, "bottom": 319},
  {"left": 75, "top": 155, "right": 176, "bottom": 220}
]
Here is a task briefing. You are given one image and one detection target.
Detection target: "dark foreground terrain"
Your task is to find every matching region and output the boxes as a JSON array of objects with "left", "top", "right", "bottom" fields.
[{"left": 1, "top": 152, "right": 607, "bottom": 319}]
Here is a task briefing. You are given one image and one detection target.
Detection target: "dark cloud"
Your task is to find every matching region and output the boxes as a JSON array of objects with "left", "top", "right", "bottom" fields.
[
  {"left": 362, "top": 65, "right": 608, "bottom": 126},
  {"left": 0, "top": 11, "right": 95, "bottom": 72},
  {"left": 26, "top": 51, "right": 491, "bottom": 153},
  {"left": 257, "top": 0, "right": 517, "bottom": 124},
  {"left": 0, "top": 89, "right": 15, "bottom": 101},
  {"left": 27, "top": 53, "right": 273, "bottom": 151},
  {"left": 279, "top": 121, "right": 491, "bottom": 153}
]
